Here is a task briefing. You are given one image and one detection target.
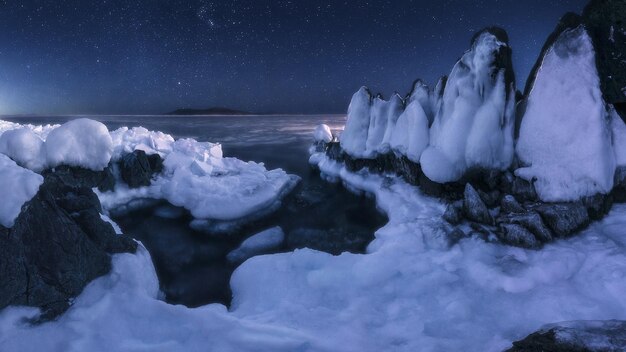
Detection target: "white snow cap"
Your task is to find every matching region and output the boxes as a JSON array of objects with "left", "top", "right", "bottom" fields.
[
  {"left": 45, "top": 118, "right": 113, "bottom": 171},
  {"left": 420, "top": 31, "right": 515, "bottom": 183},
  {"left": 0, "top": 128, "right": 46, "bottom": 171},
  {"left": 313, "top": 124, "right": 333, "bottom": 143},
  {"left": 516, "top": 27, "right": 616, "bottom": 201},
  {"left": 0, "top": 154, "right": 43, "bottom": 227},
  {"left": 340, "top": 87, "right": 372, "bottom": 158}
]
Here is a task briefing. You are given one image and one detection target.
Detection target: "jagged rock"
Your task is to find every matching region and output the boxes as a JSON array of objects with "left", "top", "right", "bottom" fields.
[
  {"left": 498, "top": 212, "right": 553, "bottom": 243},
  {"left": 43, "top": 164, "right": 116, "bottom": 192},
  {"left": 443, "top": 201, "right": 463, "bottom": 225},
  {"left": 582, "top": 0, "right": 626, "bottom": 116},
  {"left": 536, "top": 202, "right": 590, "bottom": 237},
  {"left": 613, "top": 166, "right": 626, "bottom": 202},
  {"left": 501, "top": 195, "right": 525, "bottom": 213},
  {"left": 287, "top": 228, "right": 372, "bottom": 255},
  {"left": 478, "top": 189, "right": 500, "bottom": 208},
  {"left": 326, "top": 141, "right": 344, "bottom": 162},
  {"left": 507, "top": 320, "right": 626, "bottom": 352},
  {"left": 464, "top": 184, "right": 493, "bottom": 225},
  {"left": 119, "top": 150, "right": 163, "bottom": 188},
  {"left": 497, "top": 224, "right": 541, "bottom": 249},
  {"left": 512, "top": 177, "right": 537, "bottom": 202},
  {"left": 0, "top": 171, "right": 137, "bottom": 319}
]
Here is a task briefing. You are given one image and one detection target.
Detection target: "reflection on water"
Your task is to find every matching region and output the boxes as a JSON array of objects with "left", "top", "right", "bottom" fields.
[{"left": 3, "top": 115, "right": 387, "bottom": 307}]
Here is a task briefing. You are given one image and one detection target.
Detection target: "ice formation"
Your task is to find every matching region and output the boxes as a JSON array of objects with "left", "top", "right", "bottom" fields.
[
  {"left": 420, "top": 31, "right": 516, "bottom": 183},
  {"left": 389, "top": 99, "right": 430, "bottom": 162},
  {"left": 340, "top": 87, "right": 372, "bottom": 158},
  {"left": 0, "top": 154, "right": 43, "bottom": 228},
  {"left": 516, "top": 27, "right": 616, "bottom": 201},
  {"left": 0, "top": 128, "right": 46, "bottom": 171},
  {"left": 313, "top": 124, "right": 333, "bottom": 143},
  {"left": 227, "top": 226, "right": 285, "bottom": 263}
]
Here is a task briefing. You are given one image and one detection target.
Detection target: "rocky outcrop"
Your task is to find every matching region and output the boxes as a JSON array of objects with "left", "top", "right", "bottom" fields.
[
  {"left": 507, "top": 320, "right": 626, "bottom": 352},
  {"left": 119, "top": 150, "right": 163, "bottom": 188},
  {"left": 0, "top": 163, "right": 138, "bottom": 320}
]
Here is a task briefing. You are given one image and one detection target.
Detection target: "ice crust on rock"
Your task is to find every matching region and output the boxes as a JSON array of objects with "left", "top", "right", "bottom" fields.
[
  {"left": 420, "top": 31, "right": 515, "bottom": 183},
  {"left": 516, "top": 27, "right": 616, "bottom": 202},
  {"left": 340, "top": 87, "right": 372, "bottom": 158},
  {"left": 227, "top": 226, "right": 285, "bottom": 263},
  {"left": 0, "top": 154, "right": 43, "bottom": 227},
  {"left": 389, "top": 99, "right": 430, "bottom": 162}
]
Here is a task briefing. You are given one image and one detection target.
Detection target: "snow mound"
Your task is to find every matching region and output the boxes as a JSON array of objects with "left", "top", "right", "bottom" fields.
[
  {"left": 110, "top": 126, "right": 175, "bottom": 159},
  {"left": 0, "top": 154, "right": 43, "bottom": 227},
  {"left": 421, "top": 31, "right": 515, "bottom": 183},
  {"left": 516, "top": 27, "right": 616, "bottom": 201},
  {"left": 369, "top": 93, "right": 403, "bottom": 155},
  {"left": 227, "top": 227, "right": 285, "bottom": 263},
  {"left": 340, "top": 87, "right": 372, "bottom": 158},
  {"left": 0, "top": 128, "right": 46, "bottom": 171},
  {"left": 314, "top": 124, "right": 333, "bottom": 143},
  {"left": 45, "top": 118, "right": 113, "bottom": 171}
]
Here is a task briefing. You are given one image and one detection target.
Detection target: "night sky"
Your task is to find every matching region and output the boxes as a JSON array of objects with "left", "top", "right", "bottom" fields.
[{"left": 0, "top": 0, "right": 588, "bottom": 115}]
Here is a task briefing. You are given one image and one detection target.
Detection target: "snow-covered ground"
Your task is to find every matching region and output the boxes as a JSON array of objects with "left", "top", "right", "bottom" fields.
[{"left": 1, "top": 151, "right": 625, "bottom": 351}]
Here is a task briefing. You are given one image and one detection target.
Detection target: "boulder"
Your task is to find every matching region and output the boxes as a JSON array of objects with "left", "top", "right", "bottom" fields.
[
  {"left": 443, "top": 201, "right": 463, "bottom": 225},
  {"left": 500, "top": 195, "right": 525, "bottom": 213},
  {"left": 511, "top": 177, "right": 537, "bottom": 202},
  {"left": 119, "top": 150, "right": 163, "bottom": 188},
  {"left": 536, "top": 202, "right": 590, "bottom": 237},
  {"left": 463, "top": 184, "right": 493, "bottom": 225},
  {"left": 582, "top": 194, "right": 613, "bottom": 220},
  {"left": 44, "top": 164, "right": 116, "bottom": 192},
  {"left": 497, "top": 224, "right": 541, "bottom": 249},
  {"left": 498, "top": 211, "right": 553, "bottom": 243}
]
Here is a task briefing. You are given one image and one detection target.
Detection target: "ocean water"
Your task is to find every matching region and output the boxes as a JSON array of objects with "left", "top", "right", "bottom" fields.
[{"left": 3, "top": 115, "right": 387, "bottom": 307}]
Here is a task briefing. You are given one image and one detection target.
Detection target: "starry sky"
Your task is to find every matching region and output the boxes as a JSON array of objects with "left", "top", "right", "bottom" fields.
[{"left": 0, "top": 0, "right": 589, "bottom": 115}]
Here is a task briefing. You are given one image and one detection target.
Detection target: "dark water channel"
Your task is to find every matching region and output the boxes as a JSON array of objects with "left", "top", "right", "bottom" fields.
[{"left": 4, "top": 115, "right": 388, "bottom": 307}]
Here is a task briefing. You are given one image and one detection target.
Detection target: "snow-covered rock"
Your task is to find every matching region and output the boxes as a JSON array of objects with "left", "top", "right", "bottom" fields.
[
  {"left": 516, "top": 26, "right": 616, "bottom": 202},
  {"left": 0, "top": 128, "right": 46, "bottom": 171},
  {"left": 0, "top": 154, "right": 43, "bottom": 228},
  {"left": 45, "top": 118, "right": 113, "bottom": 171},
  {"left": 376, "top": 93, "right": 404, "bottom": 155},
  {"left": 420, "top": 28, "right": 516, "bottom": 183},
  {"left": 313, "top": 124, "right": 333, "bottom": 143},
  {"left": 340, "top": 87, "right": 372, "bottom": 158},
  {"left": 227, "top": 227, "right": 285, "bottom": 263}
]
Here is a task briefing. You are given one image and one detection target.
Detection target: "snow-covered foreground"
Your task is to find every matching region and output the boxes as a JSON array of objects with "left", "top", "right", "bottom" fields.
[{"left": 2, "top": 153, "right": 625, "bottom": 351}]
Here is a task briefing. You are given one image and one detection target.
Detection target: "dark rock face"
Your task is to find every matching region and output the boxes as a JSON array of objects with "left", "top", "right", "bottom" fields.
[
  {"left": 472, "top": 27, "right": 516, "bottom": 96},
  {"left": 511, "top": 178, "right": 537, "bottom": 202},
  {"left": 501, "top": 195, "right": 525, "bottom": 213},
  {"left": 582, "top": 0, "right": 626, "bottom": 117},
  {"left": 463, "top": 184, "right": 493, "bottom": 225},
  {"left": 286, "top": 228, "right": 372, "bottom": 255},
  {"left": 536, "top": 202, "right": 590, "bottom": 238},
  {"left": 0, "top": 172, "right": 137, "bottom": 319},
  {"left": 498, "top": 212, "right": 553, "bottom": 243},
  {"left": 119, "top": 150, "right": 163, "bottom": 188},
  {"left": 507, "top": 320, "right": 626, "bottom": 352},
  {"left": 443, "top": 201, "right": 463, "bottom": 225},
  {"left": 43, "top": 164, "right": 116, "bottom": 192}
]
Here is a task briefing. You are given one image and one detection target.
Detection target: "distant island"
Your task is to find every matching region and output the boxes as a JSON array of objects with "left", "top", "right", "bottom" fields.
[{"left": 166, "top": 107, "right": 254, "bottom": 115}]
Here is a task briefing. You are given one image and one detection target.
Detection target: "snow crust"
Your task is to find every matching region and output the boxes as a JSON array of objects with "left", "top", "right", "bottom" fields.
[
  {"left": 0, "top": 128, "right": 46, "bottom": 171},
  {"left": 389, "top": 99, "right": 430, "bottom": 162},
  {"left": 421, "top": 32, "right": 515, "bottom": 183},
  {"left": 516, "top": 27, "right": 616, "bottom": 202},
  {"left": 0, "top": 154, "right": 43, "bottom": 228},
  {"left": 227, "top": 226, "right": 285, "bottom": 263}
]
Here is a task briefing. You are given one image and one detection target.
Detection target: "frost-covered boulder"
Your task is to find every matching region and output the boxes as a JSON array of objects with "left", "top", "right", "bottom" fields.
[
  {"left": 119, "top": 150, "right": 163, "bottom": 188},
  {"left": 45, "top": 118, "right": 113, "bottom": 171},
  {"left": 340, "top": 87, "right": 372, "bottom": 158},
  {"left": 420, "top": 28, "right": 516, "bottom": 183},
  {"left": 0, "top": 154, "right": 43, "bottom": 227},
  {"left": 0, "top": 128, "right": 46, "bottom": 171},
  {"left": 516, "top": 26, "right": 616, "bottom": 202}
]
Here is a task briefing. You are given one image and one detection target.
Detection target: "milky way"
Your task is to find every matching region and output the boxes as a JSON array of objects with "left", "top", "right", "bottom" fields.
[{"left": 0, "top": 0, "right": 588, "bottom": 115}]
